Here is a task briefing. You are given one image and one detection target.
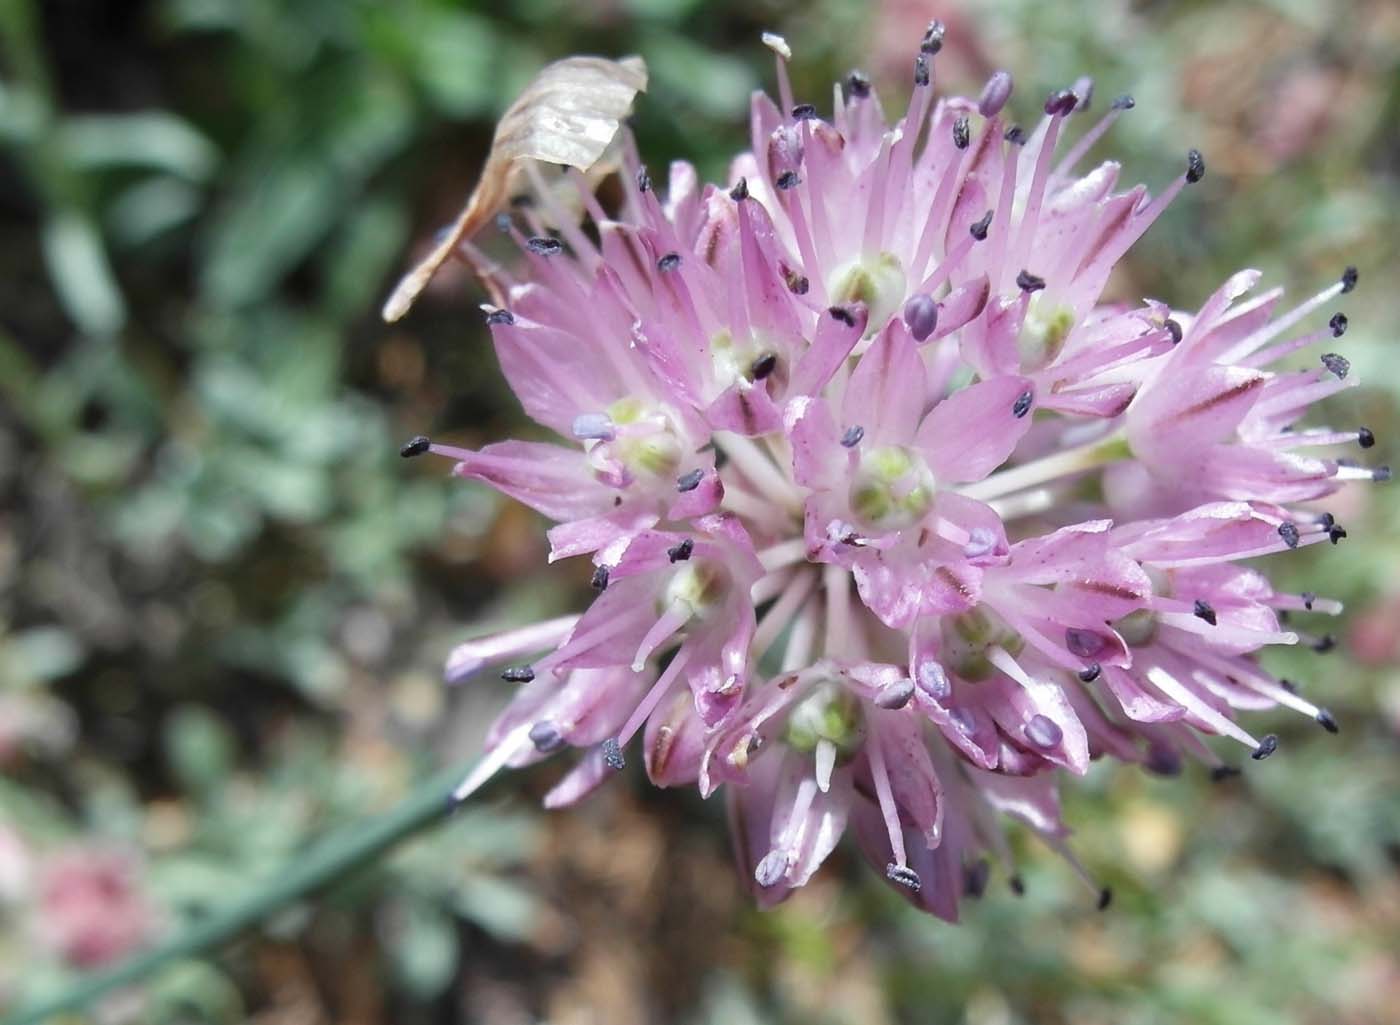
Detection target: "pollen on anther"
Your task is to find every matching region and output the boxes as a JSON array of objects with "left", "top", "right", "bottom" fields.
[
  {"left": 1185, "top": 149, "right": 1206, "bottom": 184},
  {"left": 1278, "top": 522, "right": 1300, "bottom": 548},
  {"left": 602, "top": 738, "right": 626, "bottom": 771},
  {"left": 921, "top": 19, "right": 945, "bottom": 54},
  {"left": 1016, "top": 270, "right": 1046, "bottom": 292},
  {"left": 914, "top": 54, "right": 930, "bottom": 87},
  {"left": 886, "top": 863, "right": 922, "bottom": 892},
  {"left": 953, "top": 116, "right": 970, "bottom": 150},
  {"left": 1321, "top": 352, "right": 1350, "bottom": 379},
  {"left": 1329, "top": 312, "right": 1348, "bottom": 337}
]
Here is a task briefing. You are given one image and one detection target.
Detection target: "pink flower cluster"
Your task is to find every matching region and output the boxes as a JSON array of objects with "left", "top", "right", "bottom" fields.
[{"left": 407, "top": 28, "right": 1384, "bottom": 917}]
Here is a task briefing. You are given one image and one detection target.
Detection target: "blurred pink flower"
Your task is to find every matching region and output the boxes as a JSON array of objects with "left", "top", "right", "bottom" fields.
[
  {"left": 405, "top": 26, "right": 1383, "bottom": 916},
  {"left": 36, "top": 848, "right": 157, "bottom": 969}
]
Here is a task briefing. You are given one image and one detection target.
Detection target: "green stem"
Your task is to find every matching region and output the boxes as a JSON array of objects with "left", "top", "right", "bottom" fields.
[{"left": 3, "top": 762, "right": 474, "bottom": 1025}]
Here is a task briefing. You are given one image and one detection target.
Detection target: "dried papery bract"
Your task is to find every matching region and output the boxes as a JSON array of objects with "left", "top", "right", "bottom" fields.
[{"left": 381, "top": 54, "right": 648, "bottom": 322}]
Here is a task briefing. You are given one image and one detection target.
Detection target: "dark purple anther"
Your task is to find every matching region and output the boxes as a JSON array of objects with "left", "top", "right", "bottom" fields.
[
  {"left": 1025, "top": 714, "right": 1063, "bottom": 749},
  {"left": 1065, "top": 628, "right": 1105, "bottom": 658},
  {"left": 979, "top": 71, "right": 1013, "bottom": 117},
  {"left": 903, "top": 293, "right": 939, "bottom": 341}
]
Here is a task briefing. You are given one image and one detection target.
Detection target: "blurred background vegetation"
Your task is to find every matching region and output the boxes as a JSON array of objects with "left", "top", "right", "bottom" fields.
[{"left": 1, "top": 0, "right": 1397, "bottom": 1022}]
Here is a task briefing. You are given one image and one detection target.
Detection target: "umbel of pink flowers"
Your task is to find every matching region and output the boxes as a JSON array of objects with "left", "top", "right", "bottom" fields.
[{"left": 402, "top": 26, "right": 1385, "bottom": 918}]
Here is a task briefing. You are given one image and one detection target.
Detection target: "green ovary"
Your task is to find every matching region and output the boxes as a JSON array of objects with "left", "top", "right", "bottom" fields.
[
  {"left": 849, "top": 445, "right": 936, "bottom": 530},
  {"left": 827, "top": 251, "right": 907, "bottom": 336}
]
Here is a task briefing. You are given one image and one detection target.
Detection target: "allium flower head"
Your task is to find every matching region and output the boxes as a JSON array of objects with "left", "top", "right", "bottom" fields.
[{"left": 396, "top": 29, "right": 1384, "bottom": 917}]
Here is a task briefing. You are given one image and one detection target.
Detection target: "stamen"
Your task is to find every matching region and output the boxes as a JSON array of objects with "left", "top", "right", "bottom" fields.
[
  {"left": 400, "top": 435, "right": 431, "bottom": 458},
  {"left": 1320, "top": 352, "right": 1350, "bottom": 379},
  {"left": 921, "top": 20, "right": 946, "bottom": 53},
  {"left": 791, "top": 102, "right": 817, "bottom": 120},
  {"left": 814, "top": 738, "right": 837, "bottom": 792},
  {"left": 730, "top": 177, "right": 749, "bottom": 201},
  {"left": 868, "top": 730, "right": 911, "bottom": 876},
  {"left": 485, "top": 308, "right": 515, "bottom": 326},
  {"left": 1077, "top": 663, "right": 1102, "bottom": 683},
  {"left": 886, "top": 864, "right": 923, "bottom": 892},
  {"left": 845, "top": 70, "right": 872, "bottom": 99},
  {"left": 875, "top": 678, "right": 916, "bottom": 710},
  {"left": 1012, "top": 390, "right": 1034, "bottom": 418},
  {"left": 1358, "top": 427, "right": 1375, "bottom": 448},
  {"left": 841, "top": 425, "right": 865, "bottom": 447},
  {"left": 1316, "top": 709, "right": 1340, "bottom": 734},
  {"left": 775, "top": 170, "right": 801, "bottom": 190},
  {"left": 571, "top": 413, "right": 616, "bottom": 441},
  {"left": 1251, "top": 734, "right": 1279, "bottom": 760},
  {"left": 903, "top": 293, "right": 939, "bottom": 341},
  {"left": 1278, "top": 522, "right": 1301, "bottom": 548},
  {"left": 1185, "top": 149, "right": 1206, "bottom": 184},
  {"left": 615, "top": 647, "right": 693, "bottom": 747},
  {"left": 677, "top": 468, "right": 704, "bottom": 492},
  {"left": 1025, "top": 714, "right": 1063, "bottom": 749},
  {"left": 1016, "top": 270, "right": 1047, "bottom": 292},
  {"left": 529, "top": 721, "right": 565, "bottom": 753},
  {"left": 1192, "top": 600, "right": 1217, "bottom": 626},
  {"left": 591, "top": 566, "right": 610, "bottom": 590},
  {"left": 1341, "top": 265, "right": 1359, "bottom": 293},
  {"left": 526, "top": 235, "right": 563, "bottom": 255},
  {"left": 1329, "top": 312, "right": 1348, "bottom": 336},
  {"left": 953, "top": 115, "right": 971, "bottom": 149},
  {"left": 501, "top": 666, "right": 535, "bottom": 683},
  {"left": 979, "top": 71, "right": 1014, "bottom": 117},
  {"left": 969, "top": 209, "right": 993, "bottom": 241},
  {"left": 668, "top": 539, "right": 694, "bottom": 563},
  {"left": 1044, "top": 88, "right": 1078, "bottom": 116},
  {"left": 913, "top": 54, "right": 931, "bottom": 88}
]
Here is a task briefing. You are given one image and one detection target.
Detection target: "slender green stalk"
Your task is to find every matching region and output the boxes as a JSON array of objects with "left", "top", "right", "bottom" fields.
[{"left": 2, "top": 762, "right": 474, "bottom": 1025}]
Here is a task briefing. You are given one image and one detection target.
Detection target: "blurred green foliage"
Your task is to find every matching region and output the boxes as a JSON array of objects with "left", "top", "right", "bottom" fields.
[{"left": 1, "top": 0, "right": 1397, "bottom": 1023}]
